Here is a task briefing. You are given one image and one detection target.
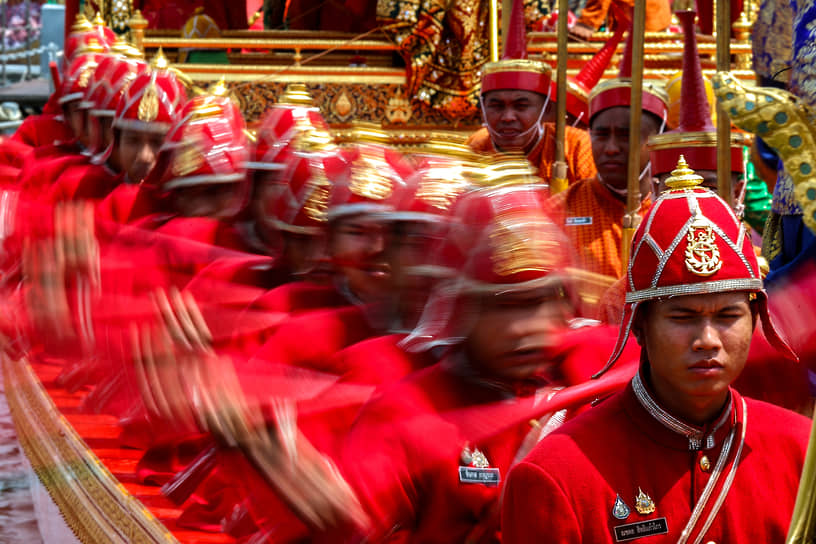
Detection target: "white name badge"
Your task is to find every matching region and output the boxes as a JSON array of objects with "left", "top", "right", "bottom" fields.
[
  {"left": 566, "top": 216, "right": 593, "bottom": 226},
  {"left": 458, "top": 466, "right": 501, "bottom": 486}
]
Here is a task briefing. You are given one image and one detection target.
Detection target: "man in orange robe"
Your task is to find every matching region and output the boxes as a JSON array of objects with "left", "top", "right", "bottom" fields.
[
  {"left": 467, "top": 0, "right": 597, "bottom": 185},
  {"left": 545, "top": 28, "right": 668, "bottom": 316}
]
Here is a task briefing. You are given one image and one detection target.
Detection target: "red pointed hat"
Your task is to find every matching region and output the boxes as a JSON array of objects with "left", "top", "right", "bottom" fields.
[
  {"left": 83, "top": 56, "right": 148, "bottom": 117},
  {"left": 247, "top": 83, "right": 335, "bottom": 171},
  {"left": 158, "top": 92, "right": 249, "bottom": 192},
  {"left": 588, "top": 20, "right": 669, "bottom": 123},
  {"left": 327, "top": 124, "right": 414, "bottom": 221},
  {"left": 65, "top": 13, "right": 116, "bottom": 64},
  {"left": 648, "top": 7, "right": 744, "bottom": 176},
  {"left": 58, "top": 40, "right": 108, "bottom": 106},
  {"left": 392, "top": 140, "right": 479, "bottom": 224},
  {"left": 598, "top": 156, "right": 796, "bottom": 376},
  {"left": 113, "top": 63, "right": 187, "bottom": 134},
  {"left": 550, "top": 6, "right": 628, "bottom": 122},
  {"left": 481, "top": 0, "right": 552, "bottom": 96},
  {"left": 247, "top": 84, "right": 344, "bottom": 234},
  {"left": 403, "top": 178, "right": 573, "bottom": 350}
]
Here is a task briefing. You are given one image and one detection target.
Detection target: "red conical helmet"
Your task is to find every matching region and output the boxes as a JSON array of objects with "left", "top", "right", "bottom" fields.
[
  {"left": 392, "top": 145, "right": 475, "bottom": 224},
  {"left": 481, "top": 0, "right": 552, "bottom": 96},
  {"left": 404, "top": 179, "right": 573, "bottom": 350},
  {"left": 64, "top": 13, "right": 115, "bottom": 64},
  {"left": 648, "top": 7, "right": 744, "bottom": 176},
  {"left": 157, "top": 93, "right": 249, "bottom": 192},
  {"left": 327, "top": 124, "right": 414, "bottom": 221},
  {"left": 58, "top": 40, "right": 108, "bottom": 106},
  {"left": 82, "top": 55, "right": 148, "bottom": 117},
  {"left": 599, "top": 156, "right": 795, "bottom": 376},
  {"left": 247, "top": 84, "right": 335, "bottom": 172},
  {"left": 113, "top": 65, "right": 188, "bottom": 134}
]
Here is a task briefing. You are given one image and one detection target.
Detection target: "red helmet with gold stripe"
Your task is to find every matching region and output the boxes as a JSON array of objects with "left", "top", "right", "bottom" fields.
[
  {"left": 112, "top": 65, "right": 187, "bottom": 134},
  {"left": 58, "top": 40, "right": 108, "bottom": 106},
  {"left": 64, "top": 13, "right": 116, "bottom": 64},
  {"left": 156, "top": 92, "right": 249, "bottom": 192},
  {"left": 83, "top": 56, "right": 148, "bottom": 117},
  {"left": 599, "top": 156, "right": 795, "bottom": 375},
  {"left": 404, "top": 159, "right": 573, "bottom": 350}
]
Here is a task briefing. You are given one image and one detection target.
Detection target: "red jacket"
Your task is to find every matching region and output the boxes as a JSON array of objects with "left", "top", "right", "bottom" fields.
[
  {"left": 10, "top": 113, "right": 73, "bottom": 148},
  {"left": 502, "top": 379, "right": 810, "bottom": 543},
  {"left": 46, "top": 161, "right": 124, "bottom": 203},
  {"left": 337, "top": 325, "right": 639, "bottom": 543}
]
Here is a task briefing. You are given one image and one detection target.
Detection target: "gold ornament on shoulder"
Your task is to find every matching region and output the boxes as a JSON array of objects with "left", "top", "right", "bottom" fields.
[
  {"left": 685, "top": 209, "right": 723, "bottom": 277},
  {"left": 137, "top": 82, "right": 160, "bottom": 123}
]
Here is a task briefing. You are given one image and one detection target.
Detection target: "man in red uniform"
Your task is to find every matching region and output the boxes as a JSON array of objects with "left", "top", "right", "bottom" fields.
[
  {"left": 14, "top": 40, "right": 109, "bottom": 197},
  {"left": 333, "top": 180, "right": 639, "bottom": 543},
  {"left": 502, "top": 160, "right": 808, "bottom": 544},
  {"left": 466, "top": 0, "right": 596, "bottom": 185},
  {"left": 545, "top": 26, "right": 668, "bottom": 315},
  {"left": 48, "top": 52, "right": 187, "bottom": 206}
]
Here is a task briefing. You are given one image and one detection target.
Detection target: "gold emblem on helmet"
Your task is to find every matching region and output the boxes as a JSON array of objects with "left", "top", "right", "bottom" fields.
[
  {"left": 685, "top": 208, "right": 723, "bottom": 276},
  {"left": 349, "top": 154, "right": 393, "bottom": 200},
  {"left": 172, "top": 134, "right": 204, "bottom": 178},
  {"left": 490, "top": 214, "right": 557, "bottom": 276},
  {"left": 77, "top": 65, "right": 95, "bottom": 88},
  {"left": 303, "top": 166, "right": 331, "bottom": 222},
  {"left": 416, "top": 178, "right": 463, "bottom": 211},
  {"left": 138, "top": 82, "right": 160, "bottom": 122}
]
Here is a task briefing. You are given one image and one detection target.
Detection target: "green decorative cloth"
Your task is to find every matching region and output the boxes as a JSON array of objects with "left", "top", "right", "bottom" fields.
[{"left": 743, "top": 145, "right": 773, "bottom": 234}]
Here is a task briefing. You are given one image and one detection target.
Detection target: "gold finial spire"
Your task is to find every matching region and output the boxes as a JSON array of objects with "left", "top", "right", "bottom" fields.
[
  {"left": 211, "top": 76, "right": 228, "bottom": 97},
  {"left": 664, "top": 155, "right": 704, "bottom": 190},
  {"left": 150, "top": 47, "right": 169, "bottom": 69},
  {"left": 279, "top": 83, "right": 314, "bottom": 106},
  {"left": 77, "top": 36, "right": 105, "bottom": 55},
  {"left": 111, "top": 35, "right": 132, "bottom": 56},
  {"left": 92, "top": 12, "right": 107, "bottom": 27},
  {"left": 72, "top": 14, "right": 93, "bottom": 33}
]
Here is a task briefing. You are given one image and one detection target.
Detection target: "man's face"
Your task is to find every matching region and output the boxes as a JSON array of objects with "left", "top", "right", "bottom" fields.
[
  {"left": 481, "top": 90, "right": 547, "bottom": 152},
  {"left": 329, "top": 214, "right": 392, "bottom": 304},
  {"left": 65, "top": 101, "right": 90, "bottom": 148},
  {"left": 463, "top": 286, "right": 572, "bottom": 380},
  {"left": 117, "top": 129, "right": 165, "bottom": 183},
  {"left": 169, "top": 183, "right": 244, "bottom": 219},
  {"left": 636, "top": 291, "right": 754, "bottom": 422},
  {"left": 88, "top": 115, "right": 113, "bottom": 153},
  {"left": 282, "top": 231, "right": 325, "bottom": 276},
  {"left": 590, "top": 106, "right": 658, "bottom": 191},
  {"left": 387, "top": 220, "right": 446, "bottom": 320},
  {"left": 655, "top": 169, "right": 745, "bottom": 199}
]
